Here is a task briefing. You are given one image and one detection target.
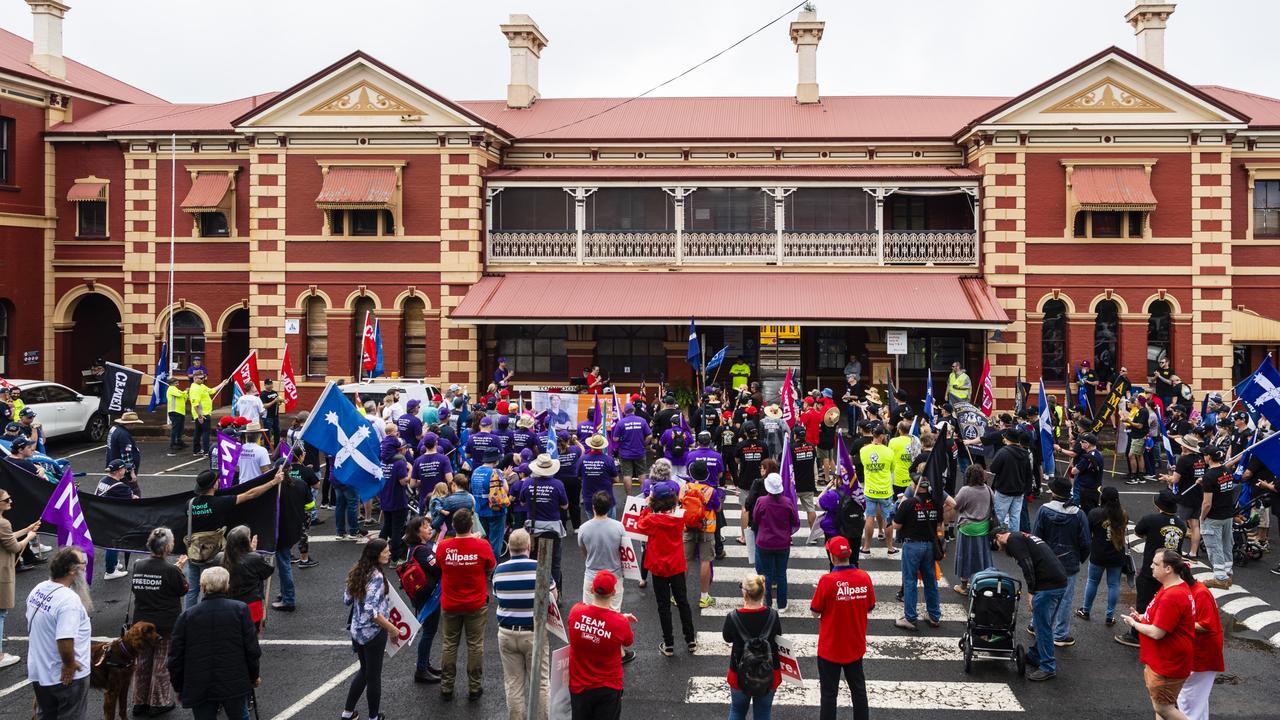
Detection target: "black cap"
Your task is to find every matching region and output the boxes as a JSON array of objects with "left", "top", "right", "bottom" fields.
[
  {"left": 1079, "top": 432, "right": 1099, "bottom": 446},
  {"left": 689, "top": 459, "right": 709, "bottom": 481},
  {"left": 1154, "top": 489, "right": 1178, "bottom": 512},
  {"left": 9, "top": 436, "right": 32, "bottom": 451},
  {"left": 696, "top": 431, "right": 712, "bottom": 445},
  {"left": 1204, "top": 445, "right": 1226, "bottom": 463},
  {"left": 195, "top": 470, "right": 218, "bottom": 491},
  {"left": 998, "top": 413, "right": 1014, "bottom": 425},
  {"left": 106, "top": 459, "right": 130, "bottom": 472}
]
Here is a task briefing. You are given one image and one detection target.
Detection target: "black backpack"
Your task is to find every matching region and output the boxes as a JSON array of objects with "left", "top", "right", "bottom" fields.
[
  {"left": 729, "top": 609, "right": 777, "bottom": 697},
  {"left": 836, "top": 488, "right": 865, "bottom": 538},
  {"left": 671, "top": 431, "right": 689, "bottom": 457}
]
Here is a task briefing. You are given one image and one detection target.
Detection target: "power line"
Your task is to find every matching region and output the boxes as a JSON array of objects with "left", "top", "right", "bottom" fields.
[{"left": 518, "top": 0, "right": 810, "bottom": 140}]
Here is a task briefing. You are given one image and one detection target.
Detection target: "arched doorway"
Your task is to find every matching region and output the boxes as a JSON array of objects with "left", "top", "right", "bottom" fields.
[
  {"left": 69, "top": 293, "right": 122, "bottom": 392},
  {"left": 221, "top": 308, "right": 250, "bottom": 382}
]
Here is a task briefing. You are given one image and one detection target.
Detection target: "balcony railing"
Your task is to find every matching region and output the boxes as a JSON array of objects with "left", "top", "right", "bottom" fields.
[{"left": 488, "top": 229, "right": 977, "bottom": 266}]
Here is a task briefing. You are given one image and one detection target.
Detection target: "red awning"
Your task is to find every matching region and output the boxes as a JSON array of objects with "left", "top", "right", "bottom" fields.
[
  {"left": 315, "top": 167, "right": 396, "bottom": 208},
  {"left": 180, "top": 172, "right": 232, "bottom": 211},
  {"left": 66, "top": 180, "right": 107, "bottom": 202},
  {"left": 1072, "top": 166, "right": 1157, "bottom": 210},
  {"left": 451, "top": 272, "right": 1008, "bottom": 328}
]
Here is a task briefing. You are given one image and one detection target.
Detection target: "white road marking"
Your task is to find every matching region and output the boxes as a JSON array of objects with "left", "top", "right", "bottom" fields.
[
  {"left": 698, "top": 599, "right": 968, "bottom": 622},
  {"left": 270, "top": 660, "right": 361, "bottom": 720},
  {"left": 0, "top": 679, "right": 31, "bottom": 698},
  {"left": 158, "top": 456, "right": 208, "bottom": 474},
  {"left": 694, "top": 631, "right": 963, "bottom": 660},
  {"left": 684, "top": 677, "right": 1024, "bottom": 712},
  {"left": 722, "top": 525, "right": 813, "bottom": 539},
  {"left": 64, "top": 444, "right": 106, "bottom": 458},
  {"left": 719, "top": 545, "right": 901, "bottom": 561},
  {"left": 138, "top": 473, "right": 198, "bottom": 478},
  {"left": 713, "top": 565, "right": 946, "bottom": 588},
  {"left": 1219, "top": 595, "right": 1267, "bottom": 616}
]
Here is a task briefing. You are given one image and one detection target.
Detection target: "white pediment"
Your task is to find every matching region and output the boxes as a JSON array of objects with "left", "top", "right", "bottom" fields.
[
  {"left": 982, "top": 52, "right": 1245, "bottom": 128},
  {"left": 237, "top": 55, "right": 483, "bottom": 131}
]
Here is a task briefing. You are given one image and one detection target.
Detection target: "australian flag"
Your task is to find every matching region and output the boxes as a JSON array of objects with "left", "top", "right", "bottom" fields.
[
  {"left": 40, "top": 467, "right": 95, "bottom": 583},
  {"left": 299, "top": 383, "right": 383, "bottom": 501},
  {"left": 147, "top": 342, "right": 168, "bottom": 412}
]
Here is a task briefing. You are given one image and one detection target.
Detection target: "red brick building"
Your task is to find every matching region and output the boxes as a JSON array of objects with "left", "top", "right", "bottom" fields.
[{"left": 2, "top": 3, "right": 1279, "bottom": 408}]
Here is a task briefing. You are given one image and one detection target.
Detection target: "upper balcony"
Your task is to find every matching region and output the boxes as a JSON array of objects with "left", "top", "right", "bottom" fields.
[{"left": 485, "top": 185, "right": 978, "bottom": 267}]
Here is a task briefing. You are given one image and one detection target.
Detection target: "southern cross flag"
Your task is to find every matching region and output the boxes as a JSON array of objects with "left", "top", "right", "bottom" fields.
[
  {"left": 147, "top": 342, "right": 168, "bottom": 412},
  {"left": 706, "top": 346, "right": 729, "bottom": 372},
  {"left": 1249, "top": 430, "right": 1280, "bottom": 478},
  {"left": 910, "top": 415, "right": 921, "bottom": 438},
  {"left": 1153, "top": 403, "right": 1176, "bottom": 466},
  {"left": 279, "top": 344, "right": 300, "bottom": 413},
  {"left": 977, "top": 358, "right": 994, "bottom": 417},
  {"left": 1038, "top": 379, "right": 1056, "bottom": 477},
  {"left": 40, "top": 467, "right": 94, "bottom": 583},
  {"left": 215, "top": 432, "right": 244, "bottom": 489},
  {"left": 1240, "top": 356, "right": 1280, "bottom": 428},
  {"left": 687, "top": 320, "right": 701, "bottom": 369},
  {"left": 780, "top": 368, "right": 799, "bottom": 428},
  {"left": 924, "top": 372, "right": 935, "bottom": 421},
  {"left": 300, "top": 382, "right": 383, "bottom": 502},
  {"left": 360, "top": 311, "right": 377, "bottom": 374},
  {"left": 834, "top": 432, "right": 866, "bottom": 507},
  {"left": 779, "top": 430, "right": 799, "bottom": 522}
]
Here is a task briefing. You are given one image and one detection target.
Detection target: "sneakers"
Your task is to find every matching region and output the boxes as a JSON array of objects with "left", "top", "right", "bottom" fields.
[
  {"left": 698, "top": 595, "right": 716, "bottom": 609},
  {"left": 336, "top": 534, "right": 350, "bottom": 541},
  {"left": 1053, "top": 636, "right": 1076, "bottom": 647},
  {"left": 952, "top": 584, "right": 968, "bottom": 597},
  {"left": 104, "top": 568, "right": 129, "bottom": 580},
  {"left": 687, "top": 640, "right": 698, "bottom": 654},
  {"left": 1203, "top": 577, "right": 1232, "bottom": 590},
  {"left": 1105, "top": 616, "right": 1117, "bottom": 627},
  {"left": 1075, "top": 608, "right": 1090, "bottom": 621},
  {"left": 658, "top": 642, "right": 675, "bottom": 657},
  {"left": 270, "top": 601, "right": 296, "bottom": 612},
  {"left": 621, "top": 650, "right": 636, "bottom": 665},
  {"left": 925, "top": 616, "right": 941, "bottom": 628},
  {"left": 0, "top": 653, "right": 20, "bottom": 669},
  {"left": 895, "top": 617, "right": 918, "bottom": 631},
  {"left": 1114, "top": 632, "right": 1140, "bottom": 648},
  {"left": 1125, "top": 476, "right": 1145, "bottom": 485},
  {"left": 1027, "top": 669, "right": 1056, "bottom": 682},
  {"left": 1026, "top": 622, "right": 1036, "bottom": 636},
  {"left": 297, "top": 558, "right": 320, "bottom": 569}
]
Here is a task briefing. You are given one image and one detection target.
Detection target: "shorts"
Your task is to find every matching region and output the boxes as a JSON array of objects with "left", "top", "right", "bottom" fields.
[
  {"left": 1127, "top": 438, "right": 1145, "bottom": 457},
  {"left": 683, "top": 529, "right": 715, "bottom": 562},
  {"left": 817, "top": 447, "right": 835, "bottom": 462},
  {"left": 865, "top": 496, "right": 895, "bottom": 519},
  {"left": 1176, "top": 504, "right": 1199, "bottom": 524},
  {"left": 1144, "top": 666, "right": 1186, "bottom": 705},
  {"left": 618, "top": 458, "right": 645, "bottom": 477},
  {"left": 797, "top": 491, "right": 815, "bottom": 513}
]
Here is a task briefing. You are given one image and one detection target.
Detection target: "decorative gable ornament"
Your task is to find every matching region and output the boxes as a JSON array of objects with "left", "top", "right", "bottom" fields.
[
  {"left": 1045, "top": 77, "right": 1171, "bottom": 113},
  {"left": 303, "top": 80, "right": 424, "bottom": 116}
]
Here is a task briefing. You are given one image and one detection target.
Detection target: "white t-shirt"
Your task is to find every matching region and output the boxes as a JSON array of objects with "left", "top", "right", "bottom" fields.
[
  {"left": 236, "top": 443, "right": 272, "bottom": 481},
  {"left": 235, "top": 393, "right": 265, "bottom": 420},
  {"left": 25, "top": 580, "right": 91, "bottom": 687},
  {"left": 381, "top": 404, "right": 403, "bottom": 423}
]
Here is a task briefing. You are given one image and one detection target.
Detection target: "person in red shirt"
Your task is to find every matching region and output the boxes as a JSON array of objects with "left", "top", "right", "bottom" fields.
[
  {"left": 567, "top": 570, "right": 636, "bottom": 720},
  {"left": 799, "top": 398, "right": 822, "bottom": 446},
  {"left": 1122, "top": 548, "right": 1196, "bottom": 720},
  {"left": 1177, "top": 572, "right": 1223, "bottom": 720},
  {"left": 436, "top": 508, "right": 497, "bottom": 701},
  {"left": 636, "top": 485, "right": 696, "bottom": 656},
  {"left": 810, "top": 536, "right": 874, "bottom": 720}
]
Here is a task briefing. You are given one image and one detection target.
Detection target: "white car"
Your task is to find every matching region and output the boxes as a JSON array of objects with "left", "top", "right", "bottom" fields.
[
  {"left": 339, "top": 380, "right": 442, "bottom": 418},
  {"left": 7, "top": 379, "right": 110, "bottom": 442}
]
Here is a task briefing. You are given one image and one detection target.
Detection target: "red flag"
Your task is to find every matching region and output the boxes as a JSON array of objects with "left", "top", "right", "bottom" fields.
[
  {"left": 280, "top": 345, "right": 299, "bottom": 412},
  {"left": 360, "top": 311, "right": 377, "bottom": 373},
  {"left": 230, "top": 350, "right": 261, "bottom": 393},
  {"left": 977, "top": 358, "right": 994, "bottom": 417},
  {"left": 780, "top": 368, "right": 799, "bottom": 428}
]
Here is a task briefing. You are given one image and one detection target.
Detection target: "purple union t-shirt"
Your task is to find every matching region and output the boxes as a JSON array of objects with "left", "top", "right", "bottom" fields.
[
  {"left": 611, "top": 415, "right": 651, "bottom": 460},
  {"left": 521, "top": 477, "right": 568, "bottom": 522}
]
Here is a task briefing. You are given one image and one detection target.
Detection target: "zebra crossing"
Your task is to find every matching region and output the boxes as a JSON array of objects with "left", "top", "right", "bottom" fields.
[{"left": 668, "top": 491, "right": 1027, "bottom": 712}]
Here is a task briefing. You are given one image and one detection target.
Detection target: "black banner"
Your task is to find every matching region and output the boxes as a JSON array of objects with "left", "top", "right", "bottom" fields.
[
  {"left": 1088, "top": 374, "right": 1131, "bottom": 435},
  {"left": 98, "top": 362, "right": 143, "bottom": 414},
  {"left": 0, "top": 461, "right": 293, "bottom": 553}
]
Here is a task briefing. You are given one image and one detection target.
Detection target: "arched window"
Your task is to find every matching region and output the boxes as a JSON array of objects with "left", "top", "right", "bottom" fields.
[
  {"left": 1041, "top": 300, "right": 1067, "bottom": 382},
  {"left": 1094, "top": 299, "right": 1120, "bottom": 384},
  {"left": 496, "top": 326, "right": 567, "bottom": 377},
  {"left": 0, "top": 300, "right": 9, "bottom": 375},
  {"left": 1147, "top": 300, "right": 1172, "bottom": 376},
  {"left": 352, "top": 297, "right": 377, "bottom": 376},
  {"left": 402, "top": 297, "right": 427, "bottom": 379},
  {"left": 304, "top": 297, "right": 328, "bottom": 378},
  {"left": 595, "top": 326, "right": 665, "bottom": 378},
  {"left": 171, "top": 310, "right": 205, "bottom": 374}
]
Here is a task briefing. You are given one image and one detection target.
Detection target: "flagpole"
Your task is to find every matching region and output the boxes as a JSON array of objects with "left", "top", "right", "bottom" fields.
[{"left": 167, "top": 132, "right": 176, "bottom": 386}]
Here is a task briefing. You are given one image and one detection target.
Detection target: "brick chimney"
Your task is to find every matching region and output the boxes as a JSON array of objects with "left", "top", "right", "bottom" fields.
[
  {"left": 27, "top": 0, "right": 69, "bottom": 80},
  {"left": 500, "top": 14, "right": 549, "bottom": 109},
  {"left": 789, "top": 7, "right": 824, "bottom": 104},
  {"left": 1125, "top": 3, "right": 1176, "bottom": 70}
]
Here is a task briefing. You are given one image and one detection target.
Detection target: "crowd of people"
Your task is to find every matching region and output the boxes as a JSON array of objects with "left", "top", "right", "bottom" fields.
[{"left": 2, "top": 349, "right": 1273, "bottom": 720}]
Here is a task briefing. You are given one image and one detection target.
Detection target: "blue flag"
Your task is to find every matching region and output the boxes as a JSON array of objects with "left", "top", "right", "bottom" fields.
[
  {"left": 147, "top": 342, "right": 169, "bottom": 413},
  {"left": 687, "top": 320, "right": 701, "bottom": 368},
  {"left": 1154, "top": 404, "right": 1176, "bottom": 466},
  {"left": 924, "top": 372, "right": 934, "bottom": 420},
  {"left": 1077, "top": 368, "right": 1090, "bottom": 414},
  {"left": 706, "top": 346, "right": 728, "bottom": 372},
  {"left": 910, "top": 416, "right": 921, "bottom": 438},
  {"left": 1249, "top": 431, "right": 1280, "bottom": 479},
  {"left": 1038, "top": 379, "right": 1056, "bottom": 476},
  {"left": 546, "top": 423, "right": 559, "bottom": 461},
  {"left": 1240, "top": 356, "right": 1280, "bottom": 428},
  {"left": 299, "top": 382, "right": 384, "bottom": 502},
  {"left": 372, "top": 320, "right": 385, "bottom": 379}
]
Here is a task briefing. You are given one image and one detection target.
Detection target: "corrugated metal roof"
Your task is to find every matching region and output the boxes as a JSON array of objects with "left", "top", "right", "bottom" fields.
[
  {"left": 47, "top": 93, "right": 279, "bottom": 134},
  {"left": 485, "top": 165, "right": 978, "bottom": 182},
  {"left": 315, "top": 167, "right": 396, "bottom": 207},
  {"left": 0, "top": 27, "right": 164, "bottom": 104},
  {"left": 180, "top": 172, "right": 232, "bottom": 210},
  {"left": 66, "top": 179, "right": 107, "bottom": 201},
  {"left": 1232, "top": 308, "right": 1280, "bottom": 343},
  {"left": 1072, "top": 166, "right": 1157, "bottom": 209},
  {"left": 1200, "top": 86, "right": 1280, "bottom": 129},
  {"left": 451, "top": 272, "right": 1009, "bottom": 327}
]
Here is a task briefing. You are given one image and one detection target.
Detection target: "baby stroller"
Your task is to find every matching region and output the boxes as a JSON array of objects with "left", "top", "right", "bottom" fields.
[
  {"left": 959, "top": 568, "right": 1026, "bottom": 676},
  {"left": 1233, "top": 497, "right": 1266, "bottom": 566}
]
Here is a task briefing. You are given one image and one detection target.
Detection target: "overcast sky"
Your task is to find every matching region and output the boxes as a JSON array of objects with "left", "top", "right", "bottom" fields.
[{"left": 2, "top": 1, "right": 1275, "bottom": 104}]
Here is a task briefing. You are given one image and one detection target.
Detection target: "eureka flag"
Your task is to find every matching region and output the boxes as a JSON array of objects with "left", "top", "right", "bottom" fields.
[
  {"left": 1038, "top": 379, "right": 1056, "bottom": 477},
  {"left": 687, "top": 320, "right": 701, "bottom": 369},
  {"left": 299, "top": 382, "right": 384, "bottom": 502},
  {"left": 1240, "top": 356, "right": 1280, "bottom": 429},
  {"left": 40, "top": 467, "right": 95, "bottom": 583}
]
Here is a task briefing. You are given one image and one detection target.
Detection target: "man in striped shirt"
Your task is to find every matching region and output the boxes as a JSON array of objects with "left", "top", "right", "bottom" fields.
[{"left": 493, "top": 529, "right": 556, "bottom": 720}]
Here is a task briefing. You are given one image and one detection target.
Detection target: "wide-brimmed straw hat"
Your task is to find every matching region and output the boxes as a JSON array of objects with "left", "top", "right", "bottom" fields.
[
  {"left": 823, "top": 407, "right": 841, "bottom": 427},
  {"left": 114, "top": 411, "right": 143, "bottom": 425},
  {"left": 586, "top": 434, "right": 609, "bottom": 450},
  {"left": 530, "top": 453, "right": 561, "bottom": 477},
  {"left": 763, "top": 404, "right": 783, "bottom": 420}
]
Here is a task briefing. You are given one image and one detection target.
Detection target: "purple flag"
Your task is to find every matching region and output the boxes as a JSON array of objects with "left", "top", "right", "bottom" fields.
[
  {"left": 779, "top": 431, "right": 800, "bottom": 523},
  {"left": 216, "top": 431, "right": 244, "bottom": 489},
  {"left": 40, "top": 467, "right": 95, "bottom": 583},
  {"left": 835, "top": 431, "right": 866, "bottom": 508}
]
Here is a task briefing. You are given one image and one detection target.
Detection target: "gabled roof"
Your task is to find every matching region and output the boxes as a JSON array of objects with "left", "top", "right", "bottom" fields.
[
  {"left": 46, "top": 93, "right": 278, "bottom": 135},
  {"left": 230, "top": 50, "right": 504, "bottom": 134},
  {"left": 1199, "top": 86, "right": 1280, "bottom": 130},
  {"left": 0, "top": 27, "right": 164, "bottom": 104}
]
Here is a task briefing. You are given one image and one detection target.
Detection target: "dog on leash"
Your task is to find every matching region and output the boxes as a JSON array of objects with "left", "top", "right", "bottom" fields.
[{"left": 90, "top": 621, "right": 159, "bottom": 720}]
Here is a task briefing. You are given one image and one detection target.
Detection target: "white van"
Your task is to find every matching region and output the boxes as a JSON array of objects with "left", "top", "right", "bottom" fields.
[{"left": 339, "top": 380, "right": 441, "bottom": 419}]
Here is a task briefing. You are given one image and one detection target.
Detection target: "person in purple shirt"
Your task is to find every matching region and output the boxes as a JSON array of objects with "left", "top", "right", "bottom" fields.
[
  {"left": 509, "top": 448, "right": 536, "bottom": 529},
  {"left": 412, "top": 433, "right": 454, "bottom": 500},
  {"left": 580, "top": 434, "right": 620, "bottom": 519},
  {"left": 660, "top": 422, "right": 695, "bottom": 476},
  {"left": 511, "top": 414, "right": 544, "bottom": 464},
  {"left": 610, "top": 404, "right": 651, "bottom": 495},
  {"left": 464, "top": 415, "right": 500, "bottom": 469},
  {"left": 397, "top": 399, "right": 425, "bottom": 448},
  {"left": 494, "top": 357, "right": 513, "bottom": 391},
  {"left": 554, "top": 431, "right": 585, "bottom": 529},
  {"left": 685, "top": 431, "right": 725, "bottom": 486},
  {"left": 520, "top": 453, "right": 570, "bottom": 589},
  {"left": 577, "top": 407, "right": 600, "bottom": 445},
  {"left": 495, "top": 415, "right": 515, "bottom": 467},
  {"left": 186, "top": 356, "right": 208, "bottom": 378},
  {"left": 379, "top": 434, "right": 412, "bottom": 561}
]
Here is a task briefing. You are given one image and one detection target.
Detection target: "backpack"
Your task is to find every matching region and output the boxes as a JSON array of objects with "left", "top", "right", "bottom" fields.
[
  {"left": 681, "top": 482, "right": 709, "bottom": 530},
  {"left": 729, "top": 609, "right": 777, "bottom": 697},
  {"left": 836, "top": 488, "right": 865, "bottom": 537},
  {"left": 397, "top": 553, "right": 428, "bottom": 599},
  {"left": 671, "top": 431, "right": 689, "bottom": 457},
  {"left": 488, "top": 475, "right": 511, "bottom": 511}
]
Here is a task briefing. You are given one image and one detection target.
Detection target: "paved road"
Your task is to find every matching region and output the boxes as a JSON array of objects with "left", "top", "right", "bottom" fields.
[{"left": 0, "top": 436, "right": 1276, "bottom": 719}]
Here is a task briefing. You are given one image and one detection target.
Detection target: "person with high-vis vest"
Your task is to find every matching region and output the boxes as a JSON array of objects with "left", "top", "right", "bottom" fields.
[
  {"left": 947, "top": 361, "right": 972, "bottom": 404},
  {"left": 729, "top": 358, "right": 752, "bottom": 391}
]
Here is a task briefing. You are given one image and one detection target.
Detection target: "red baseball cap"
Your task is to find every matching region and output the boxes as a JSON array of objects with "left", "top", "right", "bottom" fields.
[
  {"left": 499, "top": 389, "right": 510, "bottom": 397},
  {"left": 745, "top": 406, "right": 758, "bottom": 416},
  {"left": 592, "top": 570, "right": 618, "bottom": 596},
  {"left": 630, "top": 393, "right": 641, "bottom": 402},
  {"left": 825, "top": 536, "right": 853, "bottom": 559},
  {"left": 803, "top": 397, "right": 814, "bottom": 406}
]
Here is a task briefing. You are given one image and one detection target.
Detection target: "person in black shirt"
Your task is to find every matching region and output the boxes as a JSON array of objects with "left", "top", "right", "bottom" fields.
[
  {"left": 847, "top": 423, "right": 871, "bottom": 481},
  {"left": 1198, "top": 446, "right": 1235, "bottom": 589},
  {"left": 893, "top": 482, "right": 942, "bottom": 631},
  {"left": 994, "top": 528, "right": 1067, "bottom": 681},
  {"left": 1115, "top": 490, "right": 1186, "bottom": 647},
  {"left": 653, "top": 396, "right": 680, "bottom": 441},
  {"left": 130, "top": 527, "right": 189, "bottom": 715},
  {"left": 729, "top": 423, "right": 765, "bottom": 492},
  {"left": 3, "top": 436, "right": 45, "bottom": 480},
  {"left": 790, "top": 425, "right": 820, "bottom": 544},
  {"left": 260, "top": 379, "right": 282, "bottom": 446},
  {"left": 1163, "top": 430, "right": 1205, "bottom": 557},
  {"left": 404, "top": 515, "right": 444, "bottom": 683},
  {"left": 183, "top": 468, "right": 284, "bottom": 609},
  {"left": 1149, "top": 356, "right": 1176, "bottom": 409}
]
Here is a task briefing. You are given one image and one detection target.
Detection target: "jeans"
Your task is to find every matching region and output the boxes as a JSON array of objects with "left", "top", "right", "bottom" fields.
[
  {"left": 168, "top": 412, "right": 185, "bottom": 448},
  {"left": 276, "top": 543, "right": 296, "bottom": 606},
  {"left": 651, "top": 572, "right": 695, "bottom": 646},
  {"left": 481, "top": 510, "right": 508, "bottom": 561},
  {"left": 185, "top": 561, "right": 207, "bottom": 609},
  {"left": 498, "top": 627, "right": 549, "bottom": 720},
  {"left": 415, "top": 608, "right": 440, "bottom": 673},
  {"left": 441, "top": 607, "right": 488, "bottom": 694},
  {"left": 754, "top": 548, "right": 791, "bottom": 609},
  {"left": 817, "top": 657, "right": 868, "bottom": 720},
  {"left": 264, "top": 414, "right": 280, "bottom": 446},
  {"left": 0, "top": 608, "right": 6, "bottom": 655},
  {"left": 729, "top": 687, "right": 774, "bottom": 720},
  {"left": 192, "top": 416, "right": 211, "bottom": 454},
  {"left": 334, "top": 484, "right": 360, "bottom": 537},
  {"left": 994, "top": 492, "right": 1023, "bottom": 531},
  {"left": 900, "top": 540, "right": 941, "bottom": 623},
  {"left": 344, "top": 630, "right": 387, "bottom": 717},
  {"left": 103, "top": 549, "right": 129, "bottom": 573},
  {"left": 1082, "top": 563, "right": 1121, "bottom": 619},
  {"left": 192, "top": 695, "right": 249, "bottom": 720},
  {"left": 1053, "top": 570, "right": 1078, "bottom": 640},
  {"left": 1025, "top": 586, "right": 1066, "bottom": 674},
  {"left": 380, "top": 508, "right": 408, "bottom": 561},
  {"left": 1201, "top": 516, "right": 1233, "bottom": 581}
]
